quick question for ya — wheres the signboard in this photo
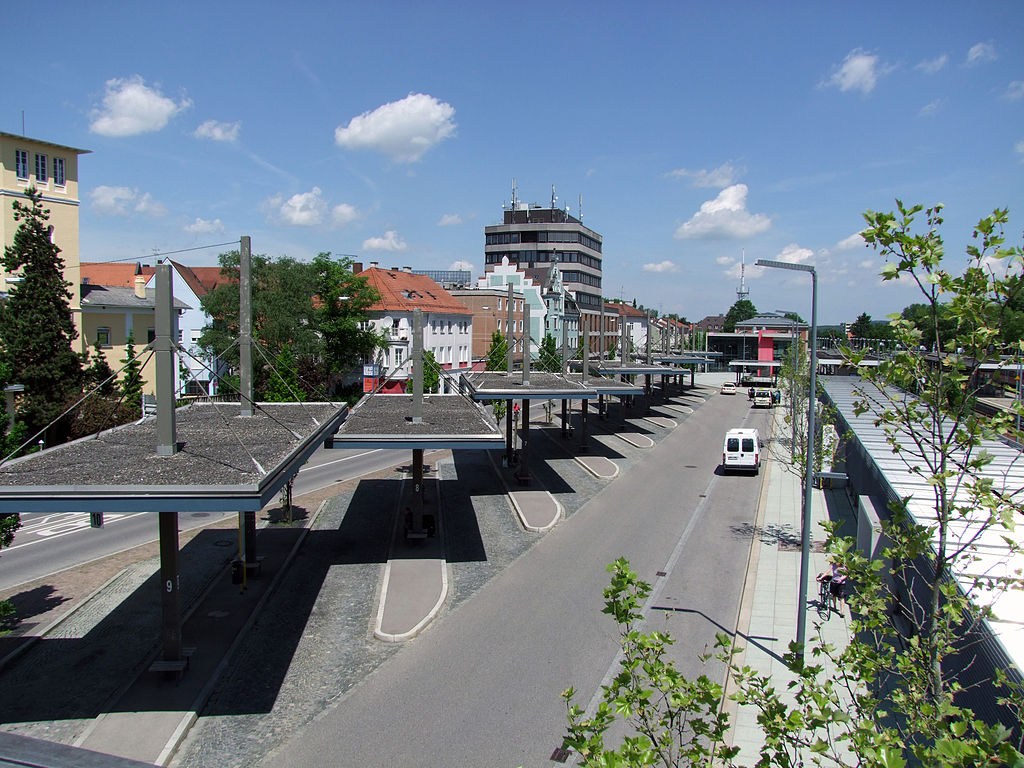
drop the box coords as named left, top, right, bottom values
left=363, top=364, right=380, bottom=377
left=363, top=377, right=377, bottom=393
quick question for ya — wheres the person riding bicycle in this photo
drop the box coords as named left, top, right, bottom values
left=816, top=561, right=847, bottom=611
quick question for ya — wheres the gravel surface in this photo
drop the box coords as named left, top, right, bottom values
left=0, top=403, right=341, bottom=487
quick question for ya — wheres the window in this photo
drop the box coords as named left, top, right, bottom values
left=146, top=328, right=156, bottom=344
left=15, top=150, right=28, bottom=180
left=34, top=153, right=47, bottom=183
left=53, top=157, right=65, bottom=187
left=395, top=348, right=404, bottom=365
left=97, top=327, right=111, bottom=347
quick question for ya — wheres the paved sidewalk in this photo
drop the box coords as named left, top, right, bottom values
left=726, top=405, right=856, bottom=761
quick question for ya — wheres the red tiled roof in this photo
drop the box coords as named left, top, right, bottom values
left=361, top=268, right=471, bottom=315
left=606, top=302, right=647, bottom=318
left=169, top=261, right=234, bottom=296
left=80, top=262, right=155, bottom=288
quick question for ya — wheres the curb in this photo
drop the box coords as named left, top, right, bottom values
left=153, top=497, right=332, bottom=766
left=573, top=455, right=619, bottom=480
left=719, top=406, right=779, bottom=750
left=372, top=473, right=449, bottom=643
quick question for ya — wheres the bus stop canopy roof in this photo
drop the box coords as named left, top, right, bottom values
left=0, top=402, right=346, bottom=514
left=461, top=371, right=598, bottom=401
left=326, top=393, right=504, bottom=450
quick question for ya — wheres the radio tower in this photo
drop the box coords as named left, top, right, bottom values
left=736, top=249, right=750, bottom=302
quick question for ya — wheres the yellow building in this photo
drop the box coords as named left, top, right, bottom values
left=0, top=131, right=90, bottom=342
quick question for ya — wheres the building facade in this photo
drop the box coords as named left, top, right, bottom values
left=484, top=203, right=603, bottom=327
left=449, top=287, right=527, bottom=364
left=0, top=132, right=90, bottom=339
left=357, top=266, right=473, bottom=393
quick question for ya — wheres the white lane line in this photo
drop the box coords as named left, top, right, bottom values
left=3, top=512, right=147, bottom=552
left=298, top=449, right=383, bottom=471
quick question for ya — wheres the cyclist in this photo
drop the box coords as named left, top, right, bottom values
left=816, top=561, right=847, bottom=613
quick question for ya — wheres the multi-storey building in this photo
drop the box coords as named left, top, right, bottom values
left=484, top=200, right=603, bottom=328
left=357, top=265, right=473, bottom=393
left=0, top=132, right=90, bottom=339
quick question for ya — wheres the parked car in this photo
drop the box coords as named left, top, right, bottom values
left=720, top=381, right=737, bottom=395
left=722, top=428, right=760, bottom=474
left=752, top=388, right=773, bottom=408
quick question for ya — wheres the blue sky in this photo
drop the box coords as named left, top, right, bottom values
left=6, top=1, right=1023, bottom=324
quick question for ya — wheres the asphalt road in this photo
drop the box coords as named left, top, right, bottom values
left=0, top=445, right=442, bottom=593
left=255, top=393, right=772, bottom=767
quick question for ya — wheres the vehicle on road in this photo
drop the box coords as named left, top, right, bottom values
left=752, top=388, right=773, bottom=408
left=722, top=428, right=760, bottom=474
left=720, top=381, right=737, bottom=395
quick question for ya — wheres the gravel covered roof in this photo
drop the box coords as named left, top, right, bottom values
left=336, top=394, right=501, bottom=438
left=461, top=371, right=598, bottom=400
left=0, top=403, right=343, bottom=489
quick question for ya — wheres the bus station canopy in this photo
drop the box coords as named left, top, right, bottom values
left=326, top=393, right=504, bottom=450
left=461, top=371, right=598, bottom=401
left=0, top=403, right=347, bottom=514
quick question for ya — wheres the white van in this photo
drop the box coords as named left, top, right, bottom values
left=722, top=428, right=760, bottom=474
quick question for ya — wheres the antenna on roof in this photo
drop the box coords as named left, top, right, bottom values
left=737, top=249, right=750, bottom=302
left=551, top=184, right=557, bottom=209
left=579, top=194, right=583, bottom=223
left=511, top=177, right=518, bottom=211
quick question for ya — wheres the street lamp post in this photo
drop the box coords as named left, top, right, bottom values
left=757, top=259, right=818, bottom=662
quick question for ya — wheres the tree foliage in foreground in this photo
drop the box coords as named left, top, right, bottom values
left=563, top=203, right=1024, bottom=767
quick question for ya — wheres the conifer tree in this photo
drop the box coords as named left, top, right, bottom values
left=119, top=332, right=144, bottom=415
left=0, top=188, right=83, bottom=445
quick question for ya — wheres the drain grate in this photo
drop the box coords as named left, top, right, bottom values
left=656, top=571, right=667, bottom=577
left=550, top=747, right=571, bottom=763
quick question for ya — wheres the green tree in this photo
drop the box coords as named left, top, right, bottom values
left=0, top=188, right=84, bottom=445
left=199, top=251, right=378, bottom=400
left=849, top=311, right=874, bottom=339
left=84, top=340, right=116, bottom=396
left=263, top=343, right=305, bottom=402
left=310, top=253, right=381, bottom=388
left=485, top=331, right=507, bottom=372
left=119, top=332, right=144, bottom=416
left=419, top=349, right=440, bottom=394
left=563, top=203, right=1024, bottom=768
left=723, top=298, right=757, bottom=332
left=538, top=334, right=561, bottom=372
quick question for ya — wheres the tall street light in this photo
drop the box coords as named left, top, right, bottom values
left=756, top=259, right=818, bottom=662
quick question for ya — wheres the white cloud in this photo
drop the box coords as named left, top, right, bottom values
left=666, top=162, right=741, bottom=188
left=437, top=213, right=463, bottom=226
left=918, top=99, right=943, bottom=117
left=264, top=187, right=327, bottom=227
left=966, top=42, right=997, bottom=66
left=716, top=255, right=735, bottom=265
left=184, top=217, right=224, bottom=234
left=450, top=260, right=474, bottom=271
left=674, top=184, right=771, bottom=240
left=642, top=260, right=680, bottom=274
left=89, top=75, right=191, bottom=137
left=363, top=230, right=407, bottom=252
left=90, top=185, right=167, bottom=217
left=331, top=203, right=360, bottom=227
left=1016, top=140, right=1024, bottom=162
left=776, top=243, right=814, bottom=265
left=836, top=232, right=866, bottom=251
left=859, top=259, right=877, bottom=269
left=1003, top=81, right=1024, bottom=101
left=915, top=54, right=948, bottom=74
left=821, top=48, right=891, bottom=94
left=194, top=119, right=241, bottom=142
left=335, top=93, right=456, bottom=163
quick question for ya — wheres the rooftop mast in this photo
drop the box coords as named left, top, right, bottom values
left=736, top=249, right=750, bottom=302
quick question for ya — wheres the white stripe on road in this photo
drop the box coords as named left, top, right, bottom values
left=297, top=449, right=383, bottom=471
left=4, top=512, right=146, bottom=552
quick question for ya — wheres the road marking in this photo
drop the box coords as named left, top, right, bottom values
left=298, top=449, right=383, bottom=471
left=4, top=512, right=146, bottom=552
